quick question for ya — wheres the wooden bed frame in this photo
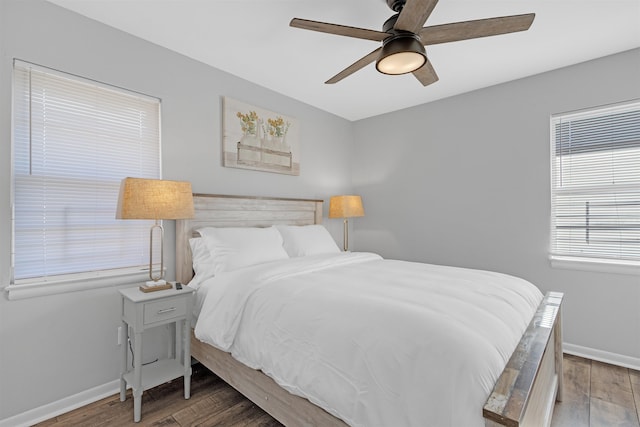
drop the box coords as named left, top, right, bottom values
left=176, top=193, right=564, bottom=427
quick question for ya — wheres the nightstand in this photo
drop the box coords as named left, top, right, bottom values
left=119, top=284, right=195, bottom=422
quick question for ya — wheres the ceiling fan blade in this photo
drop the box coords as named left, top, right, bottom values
left=290, top=18, right=388, bottom=42
left=325, top=48, right=382, bottom=84
left=419, top=13, right=535, bottom=45
left=394, top=0, right=439, bottom=33
left=413, top=61, right=439, bottom=86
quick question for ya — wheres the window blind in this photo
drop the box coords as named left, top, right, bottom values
left=12, top=60, right=161, bottom=283
left=550, top=100, right=640, bottom=264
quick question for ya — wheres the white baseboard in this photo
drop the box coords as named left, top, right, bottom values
left=564, top=342, right=640, bottom=371
left=0, top=380, right=120, bottom=427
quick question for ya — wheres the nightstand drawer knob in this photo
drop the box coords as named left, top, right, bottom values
left=143, top=298, right=187, bottom=325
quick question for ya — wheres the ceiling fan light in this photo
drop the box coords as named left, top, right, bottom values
left=376, top=36, right=427, bottom=75
left=378, top=51, right=426, bottom=75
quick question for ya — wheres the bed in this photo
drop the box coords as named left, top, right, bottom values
left=176, top=193, right=564, bottom=427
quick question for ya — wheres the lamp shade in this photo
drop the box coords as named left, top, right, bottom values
left=329, top=195, right=365, bottom=218
left=116, top=177, right=194, bottom=220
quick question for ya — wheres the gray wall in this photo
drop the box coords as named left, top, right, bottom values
left=352, top=48, right=640, bottom=363
left=1, top=0, right=639, bottom=422
left=0, top=0, right=354, bottom=420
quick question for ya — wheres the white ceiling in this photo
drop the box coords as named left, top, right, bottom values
left=47, top=0, right=640, bottom=121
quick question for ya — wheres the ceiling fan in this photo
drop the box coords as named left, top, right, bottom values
left=290, top=0, right=535, bottom=86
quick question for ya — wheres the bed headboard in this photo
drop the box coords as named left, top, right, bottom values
left=176, top=194, right=324, bottom=284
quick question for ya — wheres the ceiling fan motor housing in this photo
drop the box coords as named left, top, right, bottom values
left=382, top=14, right=401, bottom=33
left=378, top=12, right=427, bottom=75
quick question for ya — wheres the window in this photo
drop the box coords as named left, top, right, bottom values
left=11, top=60, right=161, bottom=292
left=550, top=100, right=640, bottom=271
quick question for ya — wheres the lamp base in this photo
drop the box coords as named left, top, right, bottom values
left=139, top=281, right=172, bottom=293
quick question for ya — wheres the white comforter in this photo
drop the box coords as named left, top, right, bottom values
left=194, top=252, right=543, bottom=427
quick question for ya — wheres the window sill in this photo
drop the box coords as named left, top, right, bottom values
left=4, top=267, right=158, bottom=300
left=550, top=256, right=640, bottom=276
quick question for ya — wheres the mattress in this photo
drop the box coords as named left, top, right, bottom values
left=193, top=252, right=543, bottom=427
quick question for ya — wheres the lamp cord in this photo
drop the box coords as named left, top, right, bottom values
left=127, top=336, right=158, bottom=369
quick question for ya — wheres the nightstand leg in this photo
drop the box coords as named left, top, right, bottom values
left=133, top=331, right=143, bottom=422
left=183, top=319, right=191, bottom=399
left=120, top=321, right=128, bottom=401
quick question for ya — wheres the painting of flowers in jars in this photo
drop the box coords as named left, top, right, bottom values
left=222, top=97, right=300, bottom=175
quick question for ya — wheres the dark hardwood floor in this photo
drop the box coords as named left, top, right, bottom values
left=37, top=354, right=640, bottom=427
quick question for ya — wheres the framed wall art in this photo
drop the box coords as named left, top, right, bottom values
left=222, top=97, right=300, bottom=175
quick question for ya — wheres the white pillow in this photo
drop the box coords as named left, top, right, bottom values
left=197, top=226, right=289, bottom=274
left=275, top=224, right=341, bottom=257
left=187, top=237, right=217, bottom=289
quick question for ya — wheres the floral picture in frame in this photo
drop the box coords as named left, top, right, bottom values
left=222, top=97, right=300, bottom=175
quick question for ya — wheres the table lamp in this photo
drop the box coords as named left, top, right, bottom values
left=116, top=177, right=194, bottom=288
left=329, top=195, right=364, bottom=251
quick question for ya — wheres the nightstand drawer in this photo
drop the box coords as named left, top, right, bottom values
left=143, top=298, right=187, bottom=325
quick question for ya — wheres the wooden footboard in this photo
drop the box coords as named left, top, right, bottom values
left=484, top=291, right=564, bottom=427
